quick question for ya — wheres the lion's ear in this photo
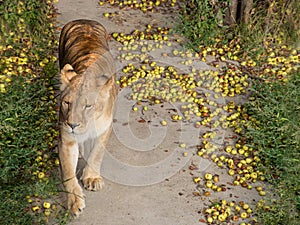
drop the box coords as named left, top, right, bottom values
left=60, top=64, right=77, bottom=90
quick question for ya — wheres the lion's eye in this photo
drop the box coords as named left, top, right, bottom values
left=85, top=104, right=93, bottom=109
left=63, top=100, right=70, bottom=106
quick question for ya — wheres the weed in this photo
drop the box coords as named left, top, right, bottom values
left=179, top=0, right=230, bottom=48
left=179, top=0, right=300, bottom=51
left=245, top=73, right=300, bottom=224
left=0, top=0, right=67, bottom=224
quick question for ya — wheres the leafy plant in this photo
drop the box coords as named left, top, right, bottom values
left=179, top=0, right=300, bottom=50
left=245, top=73, right=300, bottom=224
left=0, top=0, right=67, bottom=224
left=179, top=0, right=230, bottom=48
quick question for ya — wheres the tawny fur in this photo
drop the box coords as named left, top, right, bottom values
left=58, top=19, right=117, bottom=216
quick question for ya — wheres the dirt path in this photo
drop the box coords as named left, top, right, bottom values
left=55, top=1, right=261, bottom=224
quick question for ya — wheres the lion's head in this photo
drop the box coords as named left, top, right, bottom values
left=59, top=64, right=114, bottom=136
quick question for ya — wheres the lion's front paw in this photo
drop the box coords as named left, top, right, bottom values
left=82, top=176, right=104, bottom=191
left=67, top=184, right=85, bottom=217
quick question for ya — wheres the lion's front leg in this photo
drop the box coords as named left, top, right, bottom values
left=81, top=125, right=112, bottom=191
left=59, top=139, right=85, bottom=216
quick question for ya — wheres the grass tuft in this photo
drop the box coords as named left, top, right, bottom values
left=245, top=74, right=300, bottom=224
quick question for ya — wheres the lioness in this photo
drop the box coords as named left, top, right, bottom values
left=58, top=19, right=117, bottom=216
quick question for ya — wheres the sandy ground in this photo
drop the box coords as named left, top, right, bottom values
left=55, top=1, right=261, bottom=224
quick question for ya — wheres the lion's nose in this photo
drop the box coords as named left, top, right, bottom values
left=67, top=122, right=80, bottom=130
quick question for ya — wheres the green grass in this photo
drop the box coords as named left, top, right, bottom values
left=178, top=0, right=229, bottom=48
left=178, top=0, right=300, bottom=51
left=1, top=77, right=52, bottom=183
left=0, top=0, right=68, bottom=224
left=245, top=74, right=300, bottom=224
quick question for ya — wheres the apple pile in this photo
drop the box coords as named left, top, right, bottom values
left=99, top=0, right=177, bottom=12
